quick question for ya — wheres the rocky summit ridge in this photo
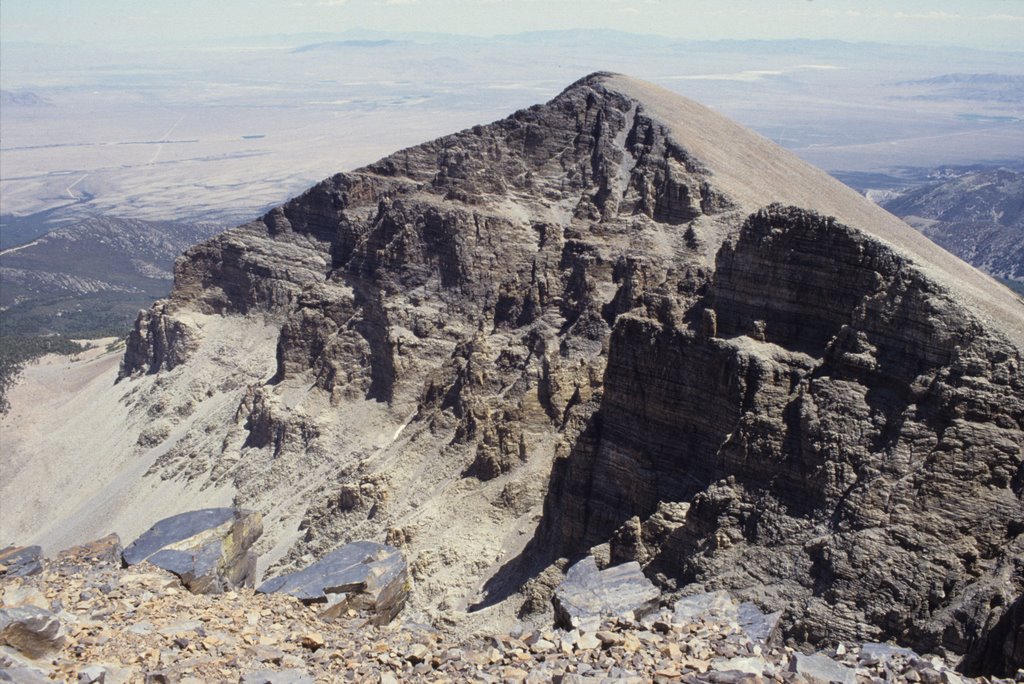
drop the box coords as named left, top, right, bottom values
left=2, top=73, right=1021, bottom=676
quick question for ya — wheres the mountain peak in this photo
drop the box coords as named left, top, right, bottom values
left=4, top=75, right=1021, bottom=675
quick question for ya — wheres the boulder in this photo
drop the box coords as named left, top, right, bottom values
left=240, top=670, right=314, bottom=684
left=0, top=666, right=51, bottom=683
left=857, top=641, right=917, bottom=665
left=552, top=556, right=660, bottom=632
left=0, top=546, right=42, bottom=578
left=673, top=591, right=738, bottom=624
left=0, top=606, right=65, bottom=659
left=737, top=601, right=783, bottom=648
left=122, top=508, right=262, bottom=594
left=789, top=653, right=857, bottom=684
left=257, top=541, right=407, bottom=625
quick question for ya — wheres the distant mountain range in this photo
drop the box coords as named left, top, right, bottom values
left=0, top=90, right=52, bottom=107
left=876, top=168, right=1023, bottom=289
left=0, top=216, right=222, bottom=336
left=895, top=73, right=1024, bottom=104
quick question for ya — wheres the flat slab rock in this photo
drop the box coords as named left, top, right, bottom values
left=0, top=545, right=42, bottom=578
left=122, top=508, right=262, bottom=594
left=790, top=653, right=857, bottom=684
left=673, top=590, right=783, bottom=648
left=553, top=556, right=660, bottom=632
left=257, top=541, right=407, bottom=625
left=240, top=669, right=314, bottom=684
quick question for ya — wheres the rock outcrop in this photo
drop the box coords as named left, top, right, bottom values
left=122, top=509, right=262, bottom=594
left=60, top=72, right=1024, bottom=675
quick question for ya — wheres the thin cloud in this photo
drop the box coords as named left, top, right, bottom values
left=892, top=11, right=961, bottom=20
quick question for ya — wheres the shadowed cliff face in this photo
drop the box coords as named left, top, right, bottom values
left=114, top=74, right=1023, bottom=674
left=544, top=205, right=1023, bottom=670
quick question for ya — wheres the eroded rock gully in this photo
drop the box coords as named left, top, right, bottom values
left=105, top=73, right=1024, bottom=675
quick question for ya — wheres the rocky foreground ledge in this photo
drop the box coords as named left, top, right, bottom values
left=3, top=538, right=1020, bottom=683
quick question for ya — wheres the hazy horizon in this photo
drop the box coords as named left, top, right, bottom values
left=3, top=0, right=1024, bottom=52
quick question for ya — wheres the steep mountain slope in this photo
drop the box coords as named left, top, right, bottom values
left=879, top=168, right=1024, bottom=284
left=3, top=73, right=1021, bottom=673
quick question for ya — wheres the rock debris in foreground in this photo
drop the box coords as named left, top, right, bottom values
left=2, top=544, right=1017, bottom=683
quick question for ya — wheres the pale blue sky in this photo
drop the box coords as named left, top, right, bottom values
left=2, top=0, right=1022, bottom=50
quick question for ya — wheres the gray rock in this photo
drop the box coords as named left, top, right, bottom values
left=789, top=653, right=857, bottom=684
left=122, top=508, right=262, bottom=594
left=0, top=546, right=42, bottom=578
left=959, top=593, right=1024, bottom=678
left=705, top=671, right=763, bottom=684
left=0, top=606, right=65, bottom=659
left=552, top=556, right=660, bottom=632
left=0, top=666, right=52, bottom=683
left=858, top=641, right=917, bottom=664
left=738, top=602, right=783, bottom=648
left=239, top=669, right=314, bottom=684
left=714, top=656, right=771, bottom=675
left=549, top=192, right=1024, bottom=675
left=78, top=664, right=108, bottom=683
left=257, top=541, right=407, bottom=625
left=673, top=591, right=739, bottom=625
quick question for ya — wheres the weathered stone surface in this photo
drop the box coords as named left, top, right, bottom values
left=738, top=602, right=783, bottom=648
left=0, top=606, right=65, bottom=658
left=552, top=556, right=659, bottom=631
left=0, top=546, right=42, bottom=579
left=59, top=534, right=123, bottom=566
left=0, top=665, right=51, bottom=683
left=0, top=502, right=998, bottom=684
left=673, top=591, right=739, bottom=625
left=119, top=301, right=201, bottom=378
left=714, top=656, right=770, bottom=675
left=122, top=508, right=262, bottom=594
left=959, top=593, right=1024, bottom=678
left=789, top=653, right=857, bottom=684
left=858, top=642, right=917, bottom=663
left=257, top=541, right=407, bottom=625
